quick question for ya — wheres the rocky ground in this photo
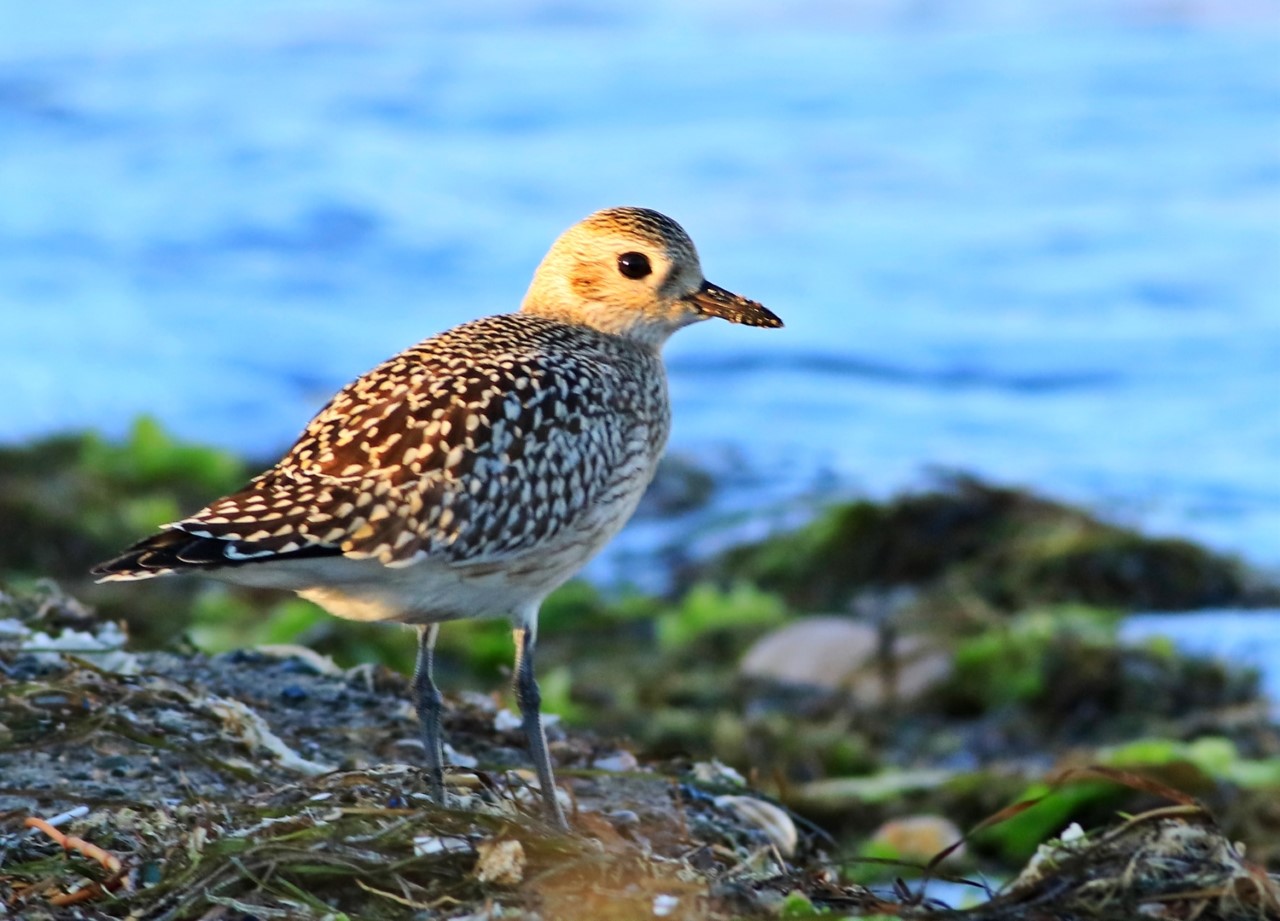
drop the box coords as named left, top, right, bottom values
left=1, top=585, right=1276, bottom=921
left=1, top=425, right=1279, bottom=919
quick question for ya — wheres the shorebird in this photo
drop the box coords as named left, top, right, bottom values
left=94, top=206, right=782, bottom=829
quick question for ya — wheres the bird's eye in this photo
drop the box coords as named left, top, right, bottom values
left=617, top=252, right=652, bottom=280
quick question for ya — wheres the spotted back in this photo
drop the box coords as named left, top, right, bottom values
left=170, top=314, right=671, bottom=568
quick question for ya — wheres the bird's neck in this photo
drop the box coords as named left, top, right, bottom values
left=520, top=297, right=684, bottom=350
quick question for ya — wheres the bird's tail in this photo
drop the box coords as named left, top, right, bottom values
left=91, top=529, right=203, bottom=581
left=93, top=524, right=342, bottom=582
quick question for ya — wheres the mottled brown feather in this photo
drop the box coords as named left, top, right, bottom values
left=165, top=314, right=668, bottom=567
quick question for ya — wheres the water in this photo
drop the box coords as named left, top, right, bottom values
left=2, top=2, right=1278, bottom=567
left=1122, top=609, right=1280, bottom=715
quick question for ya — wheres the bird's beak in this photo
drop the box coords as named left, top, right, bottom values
left=686, top=280, right=783, bottom=328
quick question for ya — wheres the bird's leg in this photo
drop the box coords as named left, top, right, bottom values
left=512, top=625, right=568, bottom=830
left=412, top=623, right=447, bottom=806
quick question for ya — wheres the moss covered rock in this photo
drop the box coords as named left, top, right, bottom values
left=692, top=477, right=1269, bottom=614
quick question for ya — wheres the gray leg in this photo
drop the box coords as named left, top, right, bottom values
left=412, top=623, right=446, bottom=806
left=512, top=625, right=568, bottom=829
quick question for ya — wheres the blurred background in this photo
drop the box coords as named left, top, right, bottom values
left=2, top=0, right=1280, bottom=889
left=2, top=0, right=1277, bottom=570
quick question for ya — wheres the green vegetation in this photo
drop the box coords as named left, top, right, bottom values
left=1103, top=736, right=1280, bottom=789
left=778, top=892, right=833, bottom=917
left=949, top=606, right=1119, bottom=708
left=0, top=418, right=253, bottom=646
left=971, top=779, right=1123, bottom=864
left=656, top=582, right=787, bottom=652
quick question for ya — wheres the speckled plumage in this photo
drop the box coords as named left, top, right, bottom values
left=162, top=315, right=666, bottom=570
left=94, top=206, right=781, bottom=827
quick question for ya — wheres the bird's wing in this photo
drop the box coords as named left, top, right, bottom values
left=95, top=320, right=661, bottom=579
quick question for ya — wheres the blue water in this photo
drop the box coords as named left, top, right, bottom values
left=2, top=2, right=1278, bottom=568
left=1123, top=609, right=1280, bottom=714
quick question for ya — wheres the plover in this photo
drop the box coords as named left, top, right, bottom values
left=94, top=206, right=782, bottom=829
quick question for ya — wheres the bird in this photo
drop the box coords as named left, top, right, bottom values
left=93, top=206, right=783, bottom=829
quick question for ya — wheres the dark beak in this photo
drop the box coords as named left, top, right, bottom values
left=686, top=280, right=783, bottom=328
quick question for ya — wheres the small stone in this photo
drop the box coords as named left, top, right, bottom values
left=592, top=750, right=639, bottom=772
left=457, top=690, right=498, bottom=713
left=740, top=616, right=950, bottom=707
left=741, top=617, right=876, bottom=691
left=444, top=742, right=478, bottom=769
left=493, top=708, right=522, bottom=733
left=869, top=815, right=965, bottom=863
left=98, top=754, right=131, bottom=773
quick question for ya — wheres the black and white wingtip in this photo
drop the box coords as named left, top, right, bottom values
left=91, top=525, right=339, bottom=582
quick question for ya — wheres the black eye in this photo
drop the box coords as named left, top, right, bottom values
left=617, top=251, right=652, bottom=280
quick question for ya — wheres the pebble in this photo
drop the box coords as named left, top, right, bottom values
left=714, top=795, right=798, bottom=858
left=592, top=750, right=639, bottom=772
left=868, top=815, right=966, bottom=863
left=740, top=616, right=950, bottom=707
left=493, top=708, right=522, bottom=732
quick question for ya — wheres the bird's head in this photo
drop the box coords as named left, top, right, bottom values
left=521, top=206, right=782, bottom=347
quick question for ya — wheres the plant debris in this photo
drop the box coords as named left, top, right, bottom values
left=0, top=583, right=830, bottom=919
left=972, top=806, right=1280, bottom=921
left=2, top=582, right=1276, bottom=920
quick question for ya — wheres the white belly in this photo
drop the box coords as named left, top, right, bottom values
left=212, top=447, right=659, bottom=625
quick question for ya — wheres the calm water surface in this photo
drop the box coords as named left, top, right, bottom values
left=1, top=2, right=1277, bottom=568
